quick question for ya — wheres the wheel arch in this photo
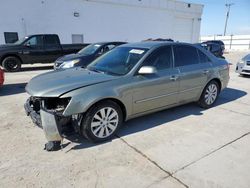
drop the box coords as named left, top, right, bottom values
left=207, top=78, right=222, bottom=92
left=86, top=97, right=127, bottom=122
left=0, top=54, right=23, bottom=66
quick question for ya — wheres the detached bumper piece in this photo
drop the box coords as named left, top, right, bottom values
left=24, top=97, right=73, bottom=151
left=40, top=109, right=62, bottom=151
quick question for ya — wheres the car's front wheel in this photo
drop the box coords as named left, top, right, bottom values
left=81, top=100, right=123, bottom=142
left=198, top=81, right=220, bottom=109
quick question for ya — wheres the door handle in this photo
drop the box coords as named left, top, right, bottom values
left=170, top=75, right=178, bottom=81
left=203, top=70, right=209, bottom=74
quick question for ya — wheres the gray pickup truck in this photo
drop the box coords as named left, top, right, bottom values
left=0, top=34, right=88, bottom=72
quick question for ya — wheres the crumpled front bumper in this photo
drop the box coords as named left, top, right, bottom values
left=24, top=98, right=42, bottom=127
left=24, top=98, right=63, bottom=142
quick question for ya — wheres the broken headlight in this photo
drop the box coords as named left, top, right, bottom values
left=42, top=97, right=71, bottom=116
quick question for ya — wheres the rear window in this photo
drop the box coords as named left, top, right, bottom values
left=174, top=45, right=199, bottom=67
left=44, top=35, right=59, bottom=45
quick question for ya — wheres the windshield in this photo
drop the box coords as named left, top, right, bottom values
left=87, top=47, right=148, bottom=76
left=78, top=44, right=101, bottom=55
left=14, top=37, right=29, bottom=45
left=243, top=54, right=250, bottom=61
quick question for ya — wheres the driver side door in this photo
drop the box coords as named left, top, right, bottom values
left=132, top=46, right=180, bottom=114
left=22, top=36, right=45, bottom=64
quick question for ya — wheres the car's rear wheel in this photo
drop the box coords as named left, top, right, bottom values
left=2, top=56, right=21, bottom=72
left=198, top=80, right=220, bottom=109
left=81, top=100, right=123, bottom=142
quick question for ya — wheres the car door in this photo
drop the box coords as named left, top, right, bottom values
left=43, top=35, right=63, bottom=63
left=132, top=46, right=180, bottom=114
left=21, top=35, right=45, bottom=64
left=173, top=45, right=212, bottom=103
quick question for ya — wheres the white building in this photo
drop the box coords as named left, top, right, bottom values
left=0, top=0, right=203, bottom=44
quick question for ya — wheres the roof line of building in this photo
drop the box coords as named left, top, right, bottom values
left=82, top=0, right=203, bottom=15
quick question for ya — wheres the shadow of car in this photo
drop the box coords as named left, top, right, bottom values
left=0, top=82, right=27, bottom=96
left=64, top=87, right=247, bottom=151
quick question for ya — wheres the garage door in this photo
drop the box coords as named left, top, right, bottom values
left=173, top=17, right=194, bottom=43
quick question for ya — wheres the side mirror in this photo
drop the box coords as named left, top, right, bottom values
left=138, top=66, right=157, bottom=75
left=24, top=43, right=31, bottom=47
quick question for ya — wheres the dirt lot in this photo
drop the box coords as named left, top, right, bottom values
left=0, top=51, right=250, bottom=188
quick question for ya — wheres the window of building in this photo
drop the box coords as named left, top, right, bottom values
left=174, top=45, right=199, bottom=67
left=72, top=34, right=84, bottom=44
left=4, top=32, right=19, bottom=44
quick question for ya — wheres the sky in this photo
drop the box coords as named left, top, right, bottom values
left=186, top=0, right=250, bottom=36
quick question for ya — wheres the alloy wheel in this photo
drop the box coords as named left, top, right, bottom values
left=90, top=107, right=119, bottom=138
left=204, top=84, right=218, bottom=105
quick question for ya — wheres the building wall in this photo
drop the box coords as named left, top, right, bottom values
left=201, top=35, right=250, bottom=51
left=0, top=0, right=203, bottom=44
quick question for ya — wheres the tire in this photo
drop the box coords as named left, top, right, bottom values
left=198, top=80, right=220, bottom=109
left=2, top=56, right=22, bottom=72
left=81, top=100, right=123, bottom=143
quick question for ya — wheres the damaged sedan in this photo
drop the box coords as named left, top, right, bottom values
left=25, top=42, right=230, bottom=151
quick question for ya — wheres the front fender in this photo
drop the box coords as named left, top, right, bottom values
left=61, top=81, right=133, bottom=119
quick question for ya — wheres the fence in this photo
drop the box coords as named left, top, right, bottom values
left=200, top=35, right=250, bottom=51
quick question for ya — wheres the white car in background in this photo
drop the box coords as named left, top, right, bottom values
left=236, top=54, right=250, bottom=75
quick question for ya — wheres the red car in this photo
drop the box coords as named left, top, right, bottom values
left=0, top=67, right=4, bottom=86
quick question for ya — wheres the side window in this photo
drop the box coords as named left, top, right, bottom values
left=174, top=45, right=199, bottom=67
left=143, top=46, right=173, bottom=71
left=198, top=49, right=210, bottom=63
left=44, top=35, right=59, bottom=46
left=212, top=44, right=220, bottom=51
left=99, top=44, right=116, bottom=55
left=107, top=44, right=116, bottom=50
left=25, top=36, right=43, bottom=46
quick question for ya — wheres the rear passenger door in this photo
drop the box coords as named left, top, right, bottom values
left=173, top=45, right=212, bottom=103
left=43, top=35, right=62, bottom=63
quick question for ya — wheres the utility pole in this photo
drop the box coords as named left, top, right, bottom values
left=224, top=3, right=234, bottom=36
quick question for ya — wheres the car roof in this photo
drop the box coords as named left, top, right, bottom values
left=120, top=41, right=194, bottom=49
left=94, top=42, right=127, bottom=46
left=27, top=34, right=57, bottom=37
left=206, top=40, right=224, bottom=44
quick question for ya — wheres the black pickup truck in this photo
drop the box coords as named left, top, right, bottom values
left=0, top=34, right=87, bottom=72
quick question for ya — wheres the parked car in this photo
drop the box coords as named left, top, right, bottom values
left=203, top=40, right=225, bottom=51
left=199, top=42, right=225, bottom=58
left=54, top=42, right=126, bottom=70
left=144, top=38, right=174, bottom=42
left=24, top=42, right=230, bottom=147
left=0, top=34, right=87, bottom=72
left=236, top=54, right=250, bottom=75
left=0, top=67, right=4, bottom=86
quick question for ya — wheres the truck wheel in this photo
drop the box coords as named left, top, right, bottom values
left=2, top=56, right=22, bottom=72
left=198, top=80, right=220, bottom=109
left=81, top=100, right=123, bottom=143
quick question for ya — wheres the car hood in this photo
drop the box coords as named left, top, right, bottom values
left=57, top=53, right=92, bottom=62
left=26, top=68, right=118, bottom=97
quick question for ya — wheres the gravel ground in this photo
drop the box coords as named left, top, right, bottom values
left=0, top=51, right=250, bottom=188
